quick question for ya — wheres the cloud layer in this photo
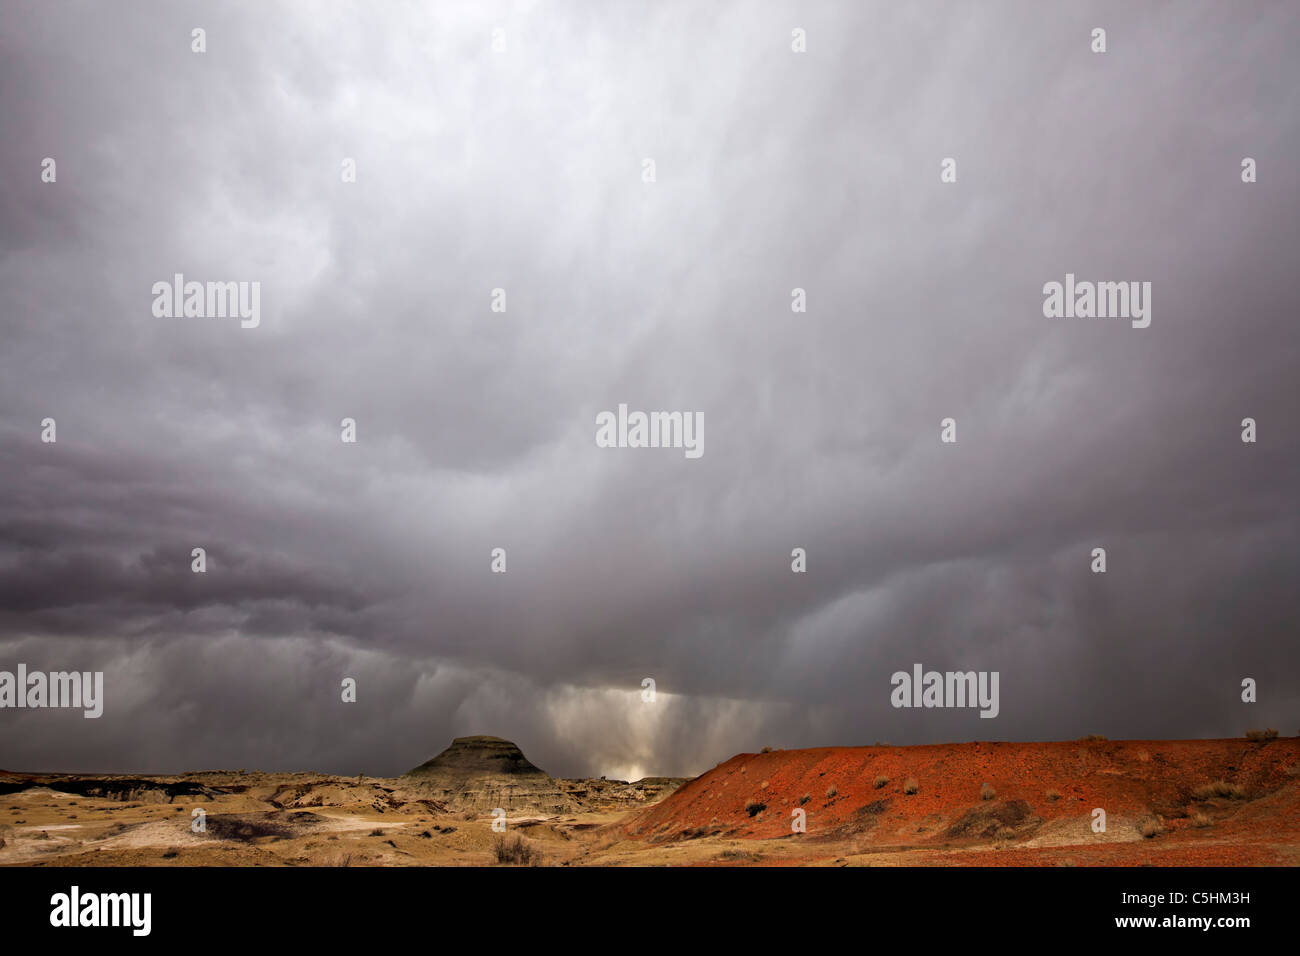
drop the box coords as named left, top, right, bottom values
left=1, top=1, right=1296, bottom=777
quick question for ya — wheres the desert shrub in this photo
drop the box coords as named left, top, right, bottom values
left=744, top=800, right=767, bottom=817
left=1079, top=734, right=1107, bottom=742
left=368, top=828, right=384, bottom=836
left=760, top=746, right=773, bottom=753
left=874, top=775, right=889, bottom=789
left=1192, top=780, right=1246, bottom=801
left=799, top=793, right=811, bottom=805
left=825, top=786, right=837, bottom=799
left=1245, top=728, right=1278, bottom=741
left=1137, top=816, right=1162, bottom=839
left=903, top=778, right=920, bottom=795
left=493, top=832, right=536, bottom=865
left=1045, top=789, right=1061, bottom=802
left=1191, top=812, right=1213, bottom=829
left=162, top=848, right=179, bottom=859
left=719, top=848, right=759, bottom=862
left=980, top=783, right=996, bottom=801
left=329, top=853, right=353, bottom=867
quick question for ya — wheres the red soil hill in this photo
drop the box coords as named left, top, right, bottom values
left=625, top=738, right=1300, bottom=865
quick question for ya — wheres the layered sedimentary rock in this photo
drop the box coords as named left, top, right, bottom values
left=402, top=736, right=574, bottom=812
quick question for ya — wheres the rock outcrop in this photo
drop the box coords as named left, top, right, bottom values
left=403, top=736, right=574, bottom=812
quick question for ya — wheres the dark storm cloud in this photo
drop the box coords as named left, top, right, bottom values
left=0, top=1, right=1296, bottom=779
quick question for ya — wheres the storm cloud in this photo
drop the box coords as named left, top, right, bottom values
left=1, top=1, right=1296, bottom=779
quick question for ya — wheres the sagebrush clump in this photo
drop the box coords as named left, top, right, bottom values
left=493, top=832, right=538, bottom=865
left=1192, top=780, right=1246, bottom=801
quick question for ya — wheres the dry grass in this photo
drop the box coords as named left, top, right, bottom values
left=1192, top=780, right=1246, bottom=801
left=1079, top=734, right=1108, bottom=742
left=718, top=848, right=760, bottom=862
left=1245, top=728, right=1278, bottom=741
left=825, top=786, right=837, bottom=799
left=799, top=793, right=811, bottom=805
left=1191, top=812, right=1213, bottom=829
left=903, top=777, right=920, bottom=795
left=1045, top=789, right=1061, bottom=802
left=873, top=775, right=889, bottom=789
left=980, top=783, right=996, bottom=801
left=1137, top=815, right=1163, bottom=839
left=493, top=832, right=539, bottom=865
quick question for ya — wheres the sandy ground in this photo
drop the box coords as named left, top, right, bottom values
left=1, top=738, right=1296, bottom=866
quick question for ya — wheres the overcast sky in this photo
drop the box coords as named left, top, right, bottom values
left=1, top=1, right=1296, bottom=780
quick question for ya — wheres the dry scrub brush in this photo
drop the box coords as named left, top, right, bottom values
left=493, top=832, right=540, bottom=865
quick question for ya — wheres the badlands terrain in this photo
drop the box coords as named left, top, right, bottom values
left=0, top=734, right=1296, bottom=867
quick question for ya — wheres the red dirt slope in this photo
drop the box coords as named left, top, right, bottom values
left=625, top=738, right=1300, bottom=865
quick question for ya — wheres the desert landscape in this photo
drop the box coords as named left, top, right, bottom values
left=1, top=734, right=1296, bottom=867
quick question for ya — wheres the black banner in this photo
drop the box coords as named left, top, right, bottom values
left=0, top=865, right=1286, bottom=943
